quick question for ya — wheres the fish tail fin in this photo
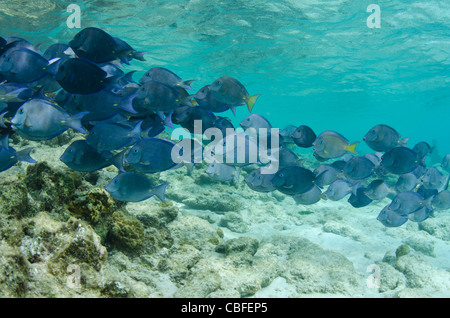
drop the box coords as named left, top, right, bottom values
left=66, top=111, right=89, bottom=133
left=245, top=94, right=261, bottom=112
left=163, top=112, right=174, bottom=129
left=119, top=93, right=138, bottom=114
left=45, top=57, right=61, bottom=76
left=0, top=111, right=8, bottom=128
left=150, top=182, right=169, bottom=203
left=132, top=51, right=146, bottom=61
left=399, top=137, right=409, bottom=147
left=346, top=142, right=359, bottom=154
left=16, top=147, right=37, bottom=164
left=110, top=150, right=126, bottom=172
left=121, top=71, right=136, bottom=84
left=130, top=120, right=143, bottom=140
left=179, top=79, right=196, bottom=91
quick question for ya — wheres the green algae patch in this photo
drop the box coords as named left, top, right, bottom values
left=108, top=211, right=145, bottom=250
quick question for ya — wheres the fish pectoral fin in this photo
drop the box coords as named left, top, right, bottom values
left=284, top=184, right=294, bottom=189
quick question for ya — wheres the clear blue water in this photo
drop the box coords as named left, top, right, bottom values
left=2, top=0, right=448, bottom=157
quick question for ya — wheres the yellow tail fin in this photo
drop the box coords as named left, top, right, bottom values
left=245, top=94, right=261, bottom=112
left=346, top=142, right=359, bottom=154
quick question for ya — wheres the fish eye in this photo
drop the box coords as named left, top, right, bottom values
left=279, top=173, right=284, bottom=178
left=19, top=108, right=24, bottom=114
left=68, top=148, right=72, bottom=152
left=134, top=149, right=138, bottom=153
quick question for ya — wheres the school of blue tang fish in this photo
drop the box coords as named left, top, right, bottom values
left=0, top=27, right=449, bottom=228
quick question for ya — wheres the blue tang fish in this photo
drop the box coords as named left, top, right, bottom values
left=105, top=172, right=168, bottom=203
left=11, top=99, right=88, bottom=141
left=0, top=134, right=36, bottom=172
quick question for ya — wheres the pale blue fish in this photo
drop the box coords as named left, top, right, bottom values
left=364, top=179, right=393, bottom=201
left=313, top=164, right=339, bottom=187
left=388, top=191, right=432, bottom=216
left=0, top=134, right=36, bottom=172
left=441, top=154, right=450, bottom=173
left=292, top=185, right=322, bottom=205
left=244, top=167, right=276, bottom=193
left=377, top=205, right=408, bottom=227
left=322, top=179, right=356, bottom=201
left=364, top=124, right=408, bottom=152
left=394, top=173, right=418, bottom=192
left=11, top=99, right=88, bottom=141
left=205, top=161, right=240, bottom=182
left=408, top=207, right=432, bottom=223
left=105, top=172, right=168, bottom=203
left=432, top=190, right=450, bottom=210
left=421, top=167, right=448, bottom=190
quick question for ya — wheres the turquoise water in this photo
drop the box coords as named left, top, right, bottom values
left=2, top=0, right=448, bottom=154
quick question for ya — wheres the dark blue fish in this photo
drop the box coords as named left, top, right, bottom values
left=139, top=67, right=194, bottom=91
left=377, top=205, right=408, bottom=227
left=60, top=140, right=125, bottom=172
left=125, top=138, right=180, bottom=173
left=343, top=156, right=375, bottom=180
left=213, top=116, right=235, bottom=138
left=292, top=185, right=322, bottom=205
left=0, top=48, right=59, bottom=83
left=86, top=121, right=142, bottom=153
left=105, top=172, right=168, bottom=203
left=64, top=89, right=137, bottom=122
left=291, top=125, right=316, bottom=148
left=244, top=167, right=276, bottom=193
left=0, top=134, right=36, bottom=172
left=55, top=58, right=120, bottom=95
left=271, top=166, right=316, bottom=195
left=194, top=85, right=233, bottom=114
left=11, top=99, right=88, bottom=141
left=69, top=27, right=145, bottom=65
left=348, top=187, right=373, bottom=208
left=178, top=107, right=217, bottom=135
left=381, top=147, right=419, bottom=175
left=416, top=185, right=438, bottom=200
left=136, top=79, right=193, bottom=112
left=43, top=43, right=74, bottom=60
left=364, top=124, right=408, bottom=152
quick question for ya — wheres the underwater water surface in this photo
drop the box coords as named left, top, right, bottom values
left=0, top=0, right=449, bottom=298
